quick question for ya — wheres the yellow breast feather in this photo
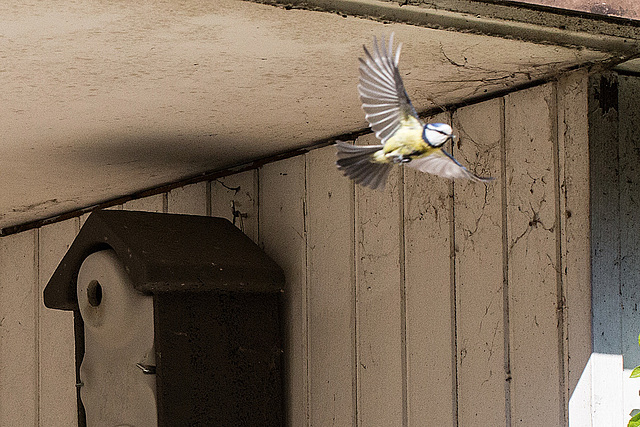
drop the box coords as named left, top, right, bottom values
left=335, top=34, right=495, bottom=189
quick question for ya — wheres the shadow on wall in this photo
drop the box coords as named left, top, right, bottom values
left=580, top=72, right=640, bottom=425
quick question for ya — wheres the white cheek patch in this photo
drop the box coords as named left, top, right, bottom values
left=423, top=129, right=449, bottom=147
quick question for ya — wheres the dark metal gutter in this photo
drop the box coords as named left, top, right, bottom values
left=249, top=0, right=640, bottom=55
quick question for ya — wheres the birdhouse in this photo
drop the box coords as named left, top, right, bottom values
left=43, top=210, right=285, bottom=426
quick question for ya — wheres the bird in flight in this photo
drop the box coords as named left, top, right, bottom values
left=336, top=33, right=494, bottom=190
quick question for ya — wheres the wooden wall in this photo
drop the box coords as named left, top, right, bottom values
left=589, top=72, right=640, bottom=425
left=0, top=71, right=591, bottom=426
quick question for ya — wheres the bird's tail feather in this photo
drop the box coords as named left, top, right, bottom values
left=335, top=141, right=392, bottom=190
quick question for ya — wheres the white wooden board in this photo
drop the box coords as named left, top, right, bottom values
left=0, top=231, right=38, bottom=426
left=557, top=70, right=593, bottom=425
left=403, top=114, right=456, bottom=426
left=588, top=72, right=624, bottom=426
left=259, top=156, right=308, bottom=426
left=306, top=146, right=356, bottom=426
left=505, top=83, right=563, bottom=426
left=452, top=98, right=507, bottom=425
left=618, top=75, right=640, bottom=422
left=211, top=171, right=259, bottom=243
left=355, top=133, right=404, bottom=426
left=38, top=220, right=79, bottom=426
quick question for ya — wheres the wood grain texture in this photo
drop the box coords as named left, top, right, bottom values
left=452, top=99, right=506, bottom=426
left=354, top=133, right=404, bottom=426
left=211, top=171, right=259, bottom=243
left=38, top=220, right=79, bottom=427
left=259, top=157, right=308, bottom=427
left=0, top=231, right=38, bottom=426
left=403, top=115, right=456, bottom=427
left=305, top=146, right=356, bottom=426
left=167, top=182, right=208, bottom=215
left=505, top=83, right=563, bottom=426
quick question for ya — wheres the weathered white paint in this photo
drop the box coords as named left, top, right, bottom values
left=259, top=157, right=308, bottom=426
left=452, top=99, right=506, bottom=425
left=0, top=231, right=38, bottom=426
left=557, top=70, right=593, bottom=426
left=211, top=171, right=259, bottom=242
left=37, top=221, right=79, bottom=426
left=305, top=146, right=356, bottom=426
left=1, top=0, right=631, bottom=231
left=618, top=75, right=640, bottom=422
left=167, top=182, right=208, bottom=216
left=355, top=133, right=404, bottom=426
left=403, top=113, right=456, bottom=426
left=577, top=71, right=640, bottom=426
left=505, top=83, right=564, bottom=426
left=0, top=72, right=597, bottom=426
left=557, top=70, right=592, bottom=394
left=588, top=72, right=625, bottom=426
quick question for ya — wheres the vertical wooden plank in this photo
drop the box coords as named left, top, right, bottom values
left=259, top=156, right=307, bottom=426
left=167, top=182, right=208, bottom=215
left=618, top=75, right=640, bottom=419
left=452, top=98, right=506, bottom=426
left=505, top=83, right=563, bottom=426
left=403, top=116, right=455, bottom=426
left=38, top=220, right=79, bottom=427
left=123, top=193, right=165, bottom=213
left=0, top=231, right=38, bottom=426
left=355, top=133, right=403, bottom=426
left=306, top=145, right=356, bottom=426
left=557, top=70, right=593, bottom=424
left=588, top=72, right=624, bottom=426
left=212, top=171, right=259, bottom=243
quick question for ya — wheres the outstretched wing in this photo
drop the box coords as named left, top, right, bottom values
left=358, top=33, right=420, bottom=144
left=335, top=141, right=393, bottom=190
left=407, top=150, right=494, bottom=182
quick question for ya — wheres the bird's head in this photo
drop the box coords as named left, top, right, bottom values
left=423, top=123, right=454, bottom=148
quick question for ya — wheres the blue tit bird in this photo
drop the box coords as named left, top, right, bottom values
left=336, top=33, right=494, bottom=190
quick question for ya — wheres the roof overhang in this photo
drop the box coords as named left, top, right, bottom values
left=2, top=0, right=640, bottom=232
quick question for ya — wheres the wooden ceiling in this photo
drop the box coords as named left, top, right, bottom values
left=2, top=0, right=640, bottom=231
